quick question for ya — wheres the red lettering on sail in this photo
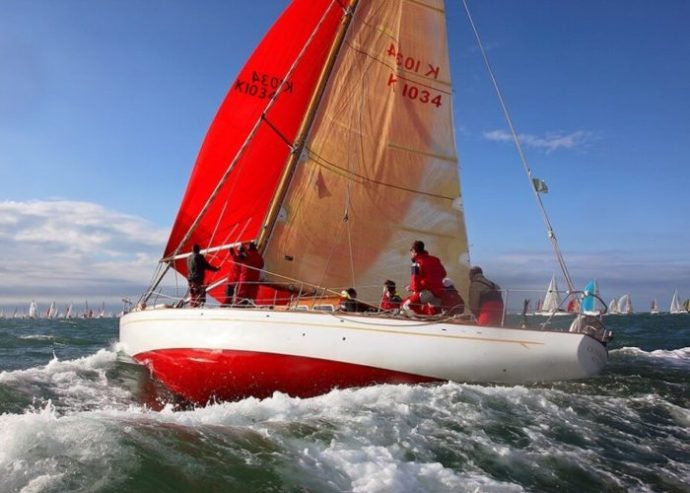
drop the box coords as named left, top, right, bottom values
left=425, top=64, right=440, bottom=79
left=234, top=71, right=294, bottom=100
left=386, top=43, right=441, bottom=80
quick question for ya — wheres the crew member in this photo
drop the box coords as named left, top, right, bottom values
left=379, top=280, right=402, bottom=311
left=224, top=244, right=246, bottom=305
left=236, top=242, right=264, bottom=305
left=403, top=240, right=446, bottom=316
left=187, top=244, right=220, bottom=307
left=441, top=277, right=465, bottom=316
left=468, top=266, right=504, bottom=326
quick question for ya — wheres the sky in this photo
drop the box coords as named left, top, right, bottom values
left=1, top=0, right=688, bottom=313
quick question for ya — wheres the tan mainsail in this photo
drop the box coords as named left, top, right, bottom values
left=264, top=0, right=470, bottom=304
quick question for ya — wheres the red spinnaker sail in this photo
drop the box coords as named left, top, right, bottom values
left=164, top=0, right=345, bottom=294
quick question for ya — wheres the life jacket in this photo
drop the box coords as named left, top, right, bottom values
left=379, top=292, right=402, bottom=311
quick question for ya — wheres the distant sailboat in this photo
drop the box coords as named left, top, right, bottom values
left=581, top=280, right=602, bottom=315
left=650, top=299, right=659, bottom=315
left=47, top=301, right=59, bottom=319
left=607, top=298, right=619, bottom=315
left=535, top=274, right=570, bottom=316
left=65, top=303, right=74, bottom=319
left=28, top=301, right=38, bottom=319
left=670, top=290, right=685, bottom=314
left=618, top=294, right=633, bottom=315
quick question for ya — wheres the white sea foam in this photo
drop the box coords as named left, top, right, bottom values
left=17, top=334, right=54, bottom=341
left=1, top=366, right=689, bottom=492
left=0, top=402, right=136, bottom=493
left=0, top=347, right=132, bottom=411
left=612, top=346, right=690, bottom=367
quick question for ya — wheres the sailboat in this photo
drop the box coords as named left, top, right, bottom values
left=649, top=299, right=659, bottom=315
left=46, top=301, right=59, bottom=319
left=670, top=290, right=685, bottom=314
left=119, top=0, right=611, bottom=404
left=534, top=274, right=571, bottom=316
left=580, top=280, right=603, bottom=316
left=28, top=301, right=38, bottom=319
left=618, top=294, right=633, bottom=315
left=607, top=298, right=619, bottom=315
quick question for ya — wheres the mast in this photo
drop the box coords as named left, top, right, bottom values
left=258, top=0, right=360, bottom=252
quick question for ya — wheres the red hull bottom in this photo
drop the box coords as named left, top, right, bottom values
left=135, top=349, right=440, bottom=404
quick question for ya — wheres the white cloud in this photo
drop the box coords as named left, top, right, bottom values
left=0, top=200, right=168, bottom=306
left=483, top=129, right=594, bottom=153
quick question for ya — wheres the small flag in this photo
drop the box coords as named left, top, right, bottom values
left=532, top=178, right=549, bottom=193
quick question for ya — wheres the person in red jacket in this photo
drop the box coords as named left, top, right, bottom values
left=224, top=244, right=246, bottom=305
left=379, top=280, right=402, bottom=311
left=236, top=242, right=264, bottom=305
left=403, top=240, right=447, bottom=315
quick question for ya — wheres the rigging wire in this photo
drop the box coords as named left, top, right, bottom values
left=460, top=0, right=575, bottom=292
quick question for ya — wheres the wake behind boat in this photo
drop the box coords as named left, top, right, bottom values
left=119, top=0, right=612, bottom=405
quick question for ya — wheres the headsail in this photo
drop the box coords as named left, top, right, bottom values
left=263, top=0, right=470, bottom=303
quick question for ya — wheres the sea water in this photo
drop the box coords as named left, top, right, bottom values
left=0, top=315, right=688, bottom=493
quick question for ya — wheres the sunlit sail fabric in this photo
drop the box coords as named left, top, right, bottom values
left=163, top=0, right=346, bottom=289
left=538, top=274, right=561, bottom=313
left=264, top=0, right=470, bottom=303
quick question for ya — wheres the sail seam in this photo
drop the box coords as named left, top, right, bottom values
left=387, top=142, right=458, bottom=163
left=308, top=148, right=457, bottom=201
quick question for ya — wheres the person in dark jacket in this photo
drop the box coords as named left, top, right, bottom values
left=379, top=280, right=402, bottom=311
left=468, top=266, right=504, bottom=325
left=187, top=244, right=219, bottom=307
left=339, top=288, right=359, bottom=312
left=403, top=240, right=446, bottom=315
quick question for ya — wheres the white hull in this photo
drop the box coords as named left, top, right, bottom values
left=120, top=307, right=608, bottom=402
